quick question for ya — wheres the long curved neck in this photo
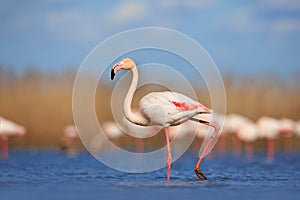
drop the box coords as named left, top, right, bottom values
left=124, top=66, right=149, bottom=126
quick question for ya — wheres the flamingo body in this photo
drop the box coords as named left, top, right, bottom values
left=139, top=91, right=210, bottom=127
left=236, top=122, right=259, bottom=143
left=257, top=117, right=280, bottom=140
left=225, top=114, right=250, bottom=134
left=59, top=125, right=80, bottom=156
left=0, top=117, right=26, bottom=137
left=102, top=121, right=123, bottom=139
left=279, top=118, right=295, bottom=136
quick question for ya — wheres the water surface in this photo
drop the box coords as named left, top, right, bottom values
left=1, top=150, right=299, bottom=200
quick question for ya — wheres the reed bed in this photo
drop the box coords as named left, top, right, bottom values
left=0, top=67, right=299, bottom=149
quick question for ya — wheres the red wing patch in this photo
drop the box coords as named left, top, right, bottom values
left=172, top=101, right=199, bottom=111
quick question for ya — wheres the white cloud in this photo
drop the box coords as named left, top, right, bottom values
left=264, top=0, right=300, bottom=10
left=44, top=8, right=103, bottom=41
left=271, top=18, right=300, bottom=34
left=216, top=4, right=300, bottom=37
left=106, top=1, right=148, bottom=25
left=158, top=0, right=217, bottom=10
left=215, top=7, right=263, bottom=34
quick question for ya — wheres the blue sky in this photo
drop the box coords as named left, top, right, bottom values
left=0, top=0, right=300, bottom=77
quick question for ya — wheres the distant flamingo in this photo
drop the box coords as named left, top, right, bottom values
left=256, top=117, right=280, bottom=162
left=0, top=117, right=26, bottom=159
left=279, top=118, right=295, bottom=135
left=236, top=120, right=259, bottom=160
left=224, top=114, right=250, bottom=156
left=110, top=58, right=220, bottom=180
left=59, top=125, right=80, bottom=156
left=102, top=121, right=123, bottom=146
left=279, top=118, right=295, bottom=151
left=121, top=118, right=161, bottom=153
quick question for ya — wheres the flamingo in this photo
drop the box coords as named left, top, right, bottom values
left=278, top=118, right=295, bottom=151
left=110, top=58, right=220, bottom=180
left=236, top=120, right=259, bottom=160
left=224, top=114, right=250, bottom=156
left=102, top=120, right=157, bottom=152
left=121, top=117, right=161, bottom=153
left=102, top=121, right=124, bottom=148
left=0, top=117, right=26, bottom=159
left=59, top=125, right=80, bottom=156
left=88, top=121, right=123, bottom=154
left=256, top=117, right=280, bottom=162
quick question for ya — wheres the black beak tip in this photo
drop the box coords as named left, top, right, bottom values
left=111, top=69, right=115, bottom=80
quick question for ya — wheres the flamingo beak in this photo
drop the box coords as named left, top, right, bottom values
left=111, top=61, right=124, bottom=80
left=111, top=69, right=115, bottom=80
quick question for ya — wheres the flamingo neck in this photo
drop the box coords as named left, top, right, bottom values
left=124, top=66, right=149, bottom=126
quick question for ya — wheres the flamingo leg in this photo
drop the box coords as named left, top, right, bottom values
left=216, top=136, right=226, bottom=154
left=0, top=137, right=8, bottom=160
left=164, top=128, right=172, bottom=180
left=267, top=138, right=274, bottom=162
left=135, top=138, right=144, bottom=153
left=245, top=142, right=254, bottom=161
left=191, top=118, right=220, bottom=180
left=283, top=137, right=292, bottom=152
left=232, top=135, right=242, bottom=156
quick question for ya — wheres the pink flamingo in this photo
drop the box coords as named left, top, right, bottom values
left=0, top=117, right=26, bottom=159
left=121, top=117, right=161, bottom=153
left=102, top=121, right=123, bottom=146
left=224, top=114, right=250, bottom=156
left=236, top=121, right=259, bottom=160
left=110, top=58, right=220, bottom=180
left=256, top=117, right=280, bottom=162
left=279, top=118, right=295, bottom=151
left=59, top=125, right=80, bottom=156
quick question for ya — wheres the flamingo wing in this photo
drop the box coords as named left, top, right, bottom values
left=139, top=92, right=209, bottom=127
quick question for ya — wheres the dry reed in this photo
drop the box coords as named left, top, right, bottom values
left=0, top=67, right=299, bottom=149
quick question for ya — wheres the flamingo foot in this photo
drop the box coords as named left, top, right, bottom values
left=194, top=167, right=207, bottom=180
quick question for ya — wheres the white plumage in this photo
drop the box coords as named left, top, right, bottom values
left=257, top=117, right=280, bottom=140
left=140, top=91, right=209, bottom=127
left=0, top=117, right=26, bottom=137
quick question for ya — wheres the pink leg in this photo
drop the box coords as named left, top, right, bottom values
left=164, top=128, right=172, bottom=180
left=283, top=137, right=292, bottom=152
left=192, top=119, right=220, bottom=180
left=0, top=138, right=8, bottom=160
left=232, top=135, right=242, bottom=156
left=267, top=138, right=274, bottom=162
left=216, top=136, right=226, bottom=154
left=135, top=138, right=144, bottom=153
left=245, top=143, right=253, bottom=161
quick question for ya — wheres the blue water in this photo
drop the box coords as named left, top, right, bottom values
left=1, top=150, right=300, bottom=200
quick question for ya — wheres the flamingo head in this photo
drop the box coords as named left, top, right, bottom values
left=111, top=58, right=136, bottom=80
